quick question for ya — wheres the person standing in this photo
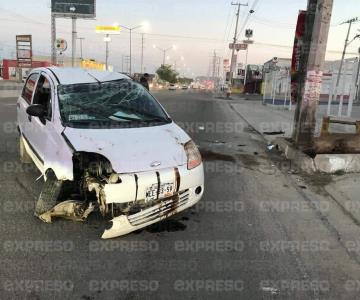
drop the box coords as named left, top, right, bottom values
left=139, top=73, right=150, bottom=91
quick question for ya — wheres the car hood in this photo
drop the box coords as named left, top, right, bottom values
left=63, top=122, right=190, bottom=173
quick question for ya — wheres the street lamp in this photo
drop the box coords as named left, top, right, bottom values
left=153, top=44, right=176, bottom=66
left=120, top=24, right=144, bottom=76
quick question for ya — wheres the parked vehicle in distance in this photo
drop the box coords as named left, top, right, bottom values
left=181, top=85, right=189, bottom=90
left=168, top=84, right=177, bottom=90
left=17, top=67, right=204, bottom=239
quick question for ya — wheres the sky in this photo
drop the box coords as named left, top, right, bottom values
left=1, top=0, right=360, bottom=76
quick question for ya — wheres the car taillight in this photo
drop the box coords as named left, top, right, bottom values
left=184, top=140, right=202, bottom=170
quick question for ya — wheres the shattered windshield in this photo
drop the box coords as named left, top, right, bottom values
left=58, top=79, right=171, bottom=128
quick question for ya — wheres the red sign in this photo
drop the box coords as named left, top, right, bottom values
left=16, top=35, right=32, bottom=68
left=291, top=10, right=306, bottom=103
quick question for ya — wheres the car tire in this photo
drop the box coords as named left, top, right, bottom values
left=19, top=136, right=32, bottom=164
left=34, top=170, right=63, bottom=217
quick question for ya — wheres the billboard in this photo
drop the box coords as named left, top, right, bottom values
left=229, top=43, right=248, bottom=51
left=16, top=35, right=32, bottom=68
left=95, top=25, right=121, bottom=35
left=51, top=0, right=96, bottom=18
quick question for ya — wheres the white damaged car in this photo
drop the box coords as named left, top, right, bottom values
left=17, top=67, right=204, bottom=239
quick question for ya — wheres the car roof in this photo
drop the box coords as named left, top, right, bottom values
left=38, top=67, right=131, bottom=85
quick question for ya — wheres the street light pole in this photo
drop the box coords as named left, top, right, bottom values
left=229, top=2, right=248, bottom=85
left=71, top=17, right=77, bottom=67
left=120, top=24, right=143, bottom=76
left=129, top=28, right=132, bottom=75
left=153, top=45, right=175, bottom=66
left=105, top=34, right=110, bottom=71
left=77, top=37, right=84, bottom=60
left=141, top=33, right=144, bottom=74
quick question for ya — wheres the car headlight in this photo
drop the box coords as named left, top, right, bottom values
left=184, top=140, right=202, bottom=170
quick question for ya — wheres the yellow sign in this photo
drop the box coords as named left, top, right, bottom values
left=95, top=25, right=121, bottom=34
left=81, top=59, right=106, bottom=71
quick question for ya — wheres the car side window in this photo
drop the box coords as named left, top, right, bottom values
left=32, top=75, right=52, bottom=120
left=22, top=73, right=39, bottom=104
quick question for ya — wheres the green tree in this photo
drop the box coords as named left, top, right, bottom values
left=156, top=65, right=178, bottom=84
left=178, top=77, right=193, bottom=85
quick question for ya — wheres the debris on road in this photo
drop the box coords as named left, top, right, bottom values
left=263, top=131, right=285, bottom=135
left=39, top=200, right=95, bottom=223
left=267, top=144, right=276, bottom=150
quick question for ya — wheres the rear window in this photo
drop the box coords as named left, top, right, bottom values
left=22, top=73, right=39, bottom=104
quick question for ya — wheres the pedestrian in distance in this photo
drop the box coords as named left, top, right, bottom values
left=140, top=73, right=150, bottom=91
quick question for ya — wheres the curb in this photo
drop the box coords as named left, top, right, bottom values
left=273, top=137, right=360, bottom=174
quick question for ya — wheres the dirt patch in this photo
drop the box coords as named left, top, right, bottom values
left=236, top=154, right=260, bottom=168
left=303, top=173, right=333, bottom=188
left=200, top=149, right=236, bottom=162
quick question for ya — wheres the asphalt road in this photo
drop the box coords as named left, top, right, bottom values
left=1, top=90, right=360, bottom=299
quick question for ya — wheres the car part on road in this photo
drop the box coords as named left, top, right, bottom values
left=39, top=200, right=95, bottom=223
left=34, top=170, right=63, bottom=217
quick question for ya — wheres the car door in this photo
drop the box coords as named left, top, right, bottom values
left=24, top=72, right=57, bottom=170
left=18, top=72, right=40, bottom=137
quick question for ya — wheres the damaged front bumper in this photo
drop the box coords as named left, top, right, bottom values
left=102, top=188, right=200, bottom=239
left=99, top=164, right=204, bottom=239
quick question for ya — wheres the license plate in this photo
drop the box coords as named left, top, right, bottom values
left=145, top=182, right=175, bottom=202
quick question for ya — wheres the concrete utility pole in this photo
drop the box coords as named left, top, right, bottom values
left=51, top=14, right=56, bottom=65
left=355, top=47, right=360, bottom=102
left=229, top=2, right=248, bottom=85
left=292, top=0, right=334, bottom=149
left=212, top=50, right=217, bottom=79
left=332, top=18, right=359, bottom=106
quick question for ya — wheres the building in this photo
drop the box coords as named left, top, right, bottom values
left=262, top=57, right=360, bottom=106
left=1, top=56, right=110, bottom=81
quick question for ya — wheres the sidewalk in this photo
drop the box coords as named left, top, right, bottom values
left=230, top=97, right=360, bottom=226
left=0, top=81, right=22, bottom=98
left=230, top=99, right=360, bottom=144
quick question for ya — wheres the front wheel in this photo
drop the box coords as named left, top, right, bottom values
left=34, top=170, right=63, bottom=217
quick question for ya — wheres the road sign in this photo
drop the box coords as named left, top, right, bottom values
left=16, top=35, right=32, bottom=68
left=245, top=29, right=253, bottom=38
left=55, top=38, right=68, bottom=52
left=51, top=0, right=96, bottom=18
left=95, top=25, right=121, bottom=35
left=229, top=43, right=248, bottom=51
left=243, top=39, right=254, bottom=44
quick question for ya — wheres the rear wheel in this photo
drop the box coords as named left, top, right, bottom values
left=34, top=170, right=63, bottom=217
left=19, top=136, right=32, bottom=164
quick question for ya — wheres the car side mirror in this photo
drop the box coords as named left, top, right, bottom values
left=26, top=104, right=46, bottom=118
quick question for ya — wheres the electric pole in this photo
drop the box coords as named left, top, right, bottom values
left=212, top=50, right=217, bottom=80
left=229, top=2, right=248, bottom=85
left=51, top=14, right=56, bottom=65
left=356, top=47, right=360, bottom=102
left=292, top=0, right=334, bottom=149
left=331, top=17, right=359, bottom=106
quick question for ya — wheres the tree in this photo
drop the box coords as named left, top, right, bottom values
left=156, top=65, right=178, bottom=84
left=178, top=77, right=193, bottom=85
